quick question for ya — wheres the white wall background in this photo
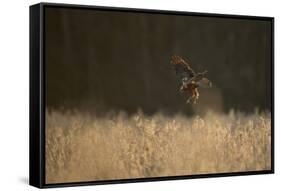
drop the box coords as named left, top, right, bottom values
left=0, top=0, right=279, bottom=190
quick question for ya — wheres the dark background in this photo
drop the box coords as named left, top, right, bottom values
left=45, top=7, right=272, bottom=115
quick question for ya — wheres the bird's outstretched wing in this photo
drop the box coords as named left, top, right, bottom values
left=190, top=71, right=208, bottom=83
left=198, top=77, right=212, bottom=88
left=170, top=55, right=195, bottom=79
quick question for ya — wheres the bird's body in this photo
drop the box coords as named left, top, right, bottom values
left=181, top=81, right=199, bottom=103
left=170, top=55, right=212, bottom=104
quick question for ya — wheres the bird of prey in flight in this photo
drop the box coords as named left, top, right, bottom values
left=171, top=55, right=212, bottom=104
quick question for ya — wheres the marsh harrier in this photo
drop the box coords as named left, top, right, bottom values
left=171, top=55, right=212, bottom=104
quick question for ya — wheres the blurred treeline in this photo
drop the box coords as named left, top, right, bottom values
left=45, top=7, right=272, bottom=115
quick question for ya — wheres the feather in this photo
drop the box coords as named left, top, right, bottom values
left=170, top=55, right=195, bottom=79
left=198, top=78, right=212, bottom=88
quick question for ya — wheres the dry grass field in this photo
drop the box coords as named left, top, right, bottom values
left=46, top=109, right=271, bottom=183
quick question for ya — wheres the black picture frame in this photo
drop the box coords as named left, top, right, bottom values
left=29, top=2, right=274, bottom=188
